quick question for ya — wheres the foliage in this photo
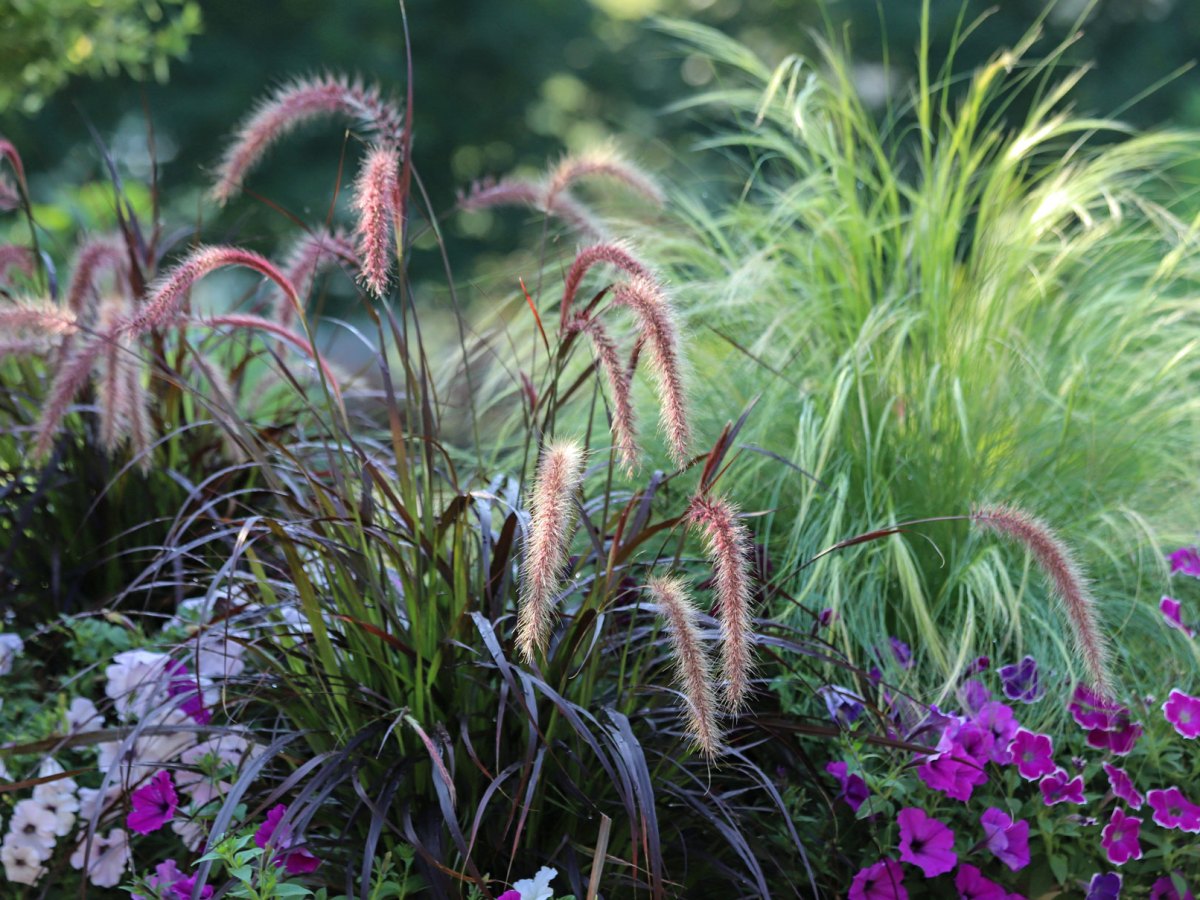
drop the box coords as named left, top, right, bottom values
left=0, top=0, right=201, bottom=114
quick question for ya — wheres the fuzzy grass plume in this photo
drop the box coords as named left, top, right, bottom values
left=517, top=439, right=587, bottom=661
left=570, top=314, right=639, bottom=472
left=648, top=576, right=722, bottom=757
left=353, top=144, right=401, bottom=298
left=687, top=494, right=755, bottom=711
left=280, top=228, right=358, bottom=320
left=545, top=141, right=665, bottom=212
left=972, top=503, right=1114, bottom=696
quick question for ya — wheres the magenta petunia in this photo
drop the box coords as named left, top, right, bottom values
left=974, top=701, right=1019, bottom=765
left=896, top=807, right=956, bottom=877
left=1088, top=716, right=1143, bottom=756
left=1150, top=873, right=1195, bottom=900
left=917, top=745, right=987, bottom=802
left=955, top=863, right=1009, bottom=900
left=1146, top=786, right=1200, bottom=833
left=1168, top=546, right=1200, bottom=577
left=1103, top=764, right=1144, bottom=810
left=998, top=656, right=1042, bottom=703
left=1160, top=597, right=1196, bottom=637
left=1086, top=872, right=1122, bottom=900
left=132, top=859, right=214, bottom=900
left=1040, top=768, right=1086, bottom=806
left=1069, top=684, right=1125, bottom=731
left=1008, top=729, right=1055, bottom=781
left=254, top=804, right=322, bottom=875
left=980, top=807, right=1030, bottom=871
left=848, top=858, right=907, bottom=900
left=825, top=761, right=870, bottom=813
left=126, top=770, right=178, bottom=835
left=1100, top=808, right=1143, bottom=866
left=1163, top=689, right=1200, bottom=739
left=497, top=893, right=522, bottom=900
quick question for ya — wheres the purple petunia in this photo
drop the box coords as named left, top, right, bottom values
left=126, top=770, right=178, bottom=835
left=1163, top=689, right=1200, bottom=739
left=1070, top=685, right=1125, bottom=731
left=955, top=863, right=1009, bottom=900
left=979, top=807, right=1030, bottom=871
left=974, top=701, right=1019, bottom=765
left=1009, top=729, right=1055, bottom=781
left=896, top=807, right=956, bottom=877
left=1100, top=808, right=1143, bottom=866
left=819, top=685, right=866, bottom=728
left=1160, top=597, right=1196, bottom=637
left=132, top=859, right=213, bottom=900
left=1103, top=764, right=1144, bottom=810
left=255, top=804, right=322, bottom=875
left=825, top=761, right=870, bottom=813
left=888, top=637, right=913, bottom=669
left=1040, top=768, right=1086, bottom=806
left=1168, top=546, right=1200, bottom=577
left=1087, top=715, right=1143, bottom=756
left=848, top=858, right=907, bottom=900
left=1086, top=873, right=1122, bottom=900
left=960, top=679, right=992, bottom=715
left=998, top=656, right=1042, bottom=703
left=917, top=745, right=988, bottom=802
left=1150, top=874, right=1195, bottom=900
left=1146, top=786, right=1200, bottom=833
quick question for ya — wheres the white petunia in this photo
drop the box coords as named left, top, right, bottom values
left=0, top=633, right=23, bottom=675
left=69, top=827, right=130, bottom=888
left=1, top=836, right=47, bottom=885
left=77, top=785, right=123, bottom=824
left=171, top=814, right=207, bottom=851
left=96, top=710, right=196, bottom=788
left=105, top=649, right=174, bottom=720
left=192, top=633, right=246, bottom=679
left=8, top=799, right=58, bottom=851
left=66, top=697, right=104, bottom=734
left=513, top=866, right=558, bottom=900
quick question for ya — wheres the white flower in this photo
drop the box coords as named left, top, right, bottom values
left=66, top=697, right=104, bottom=734
left=513, top=866, right=558, bottom=900
left=36, top=756, right=78, bottom=795
left=77, top=785, right=123, bottom=824
left=8, top=798, right=58, bottom=851
left=96, top=709, right=196, bottom=788
left=177, top=734, right=259, bottom=805
left=172, top=815, right=206, bottom=851
left=69, top=827, right=130, bottom=888
left=191, top=632, right=246, bottom=680
left=0, top=633, right=23, bottom=675
left=105, top=650, right=174, bottom=721
left=1, top=837, right=47, bottom=885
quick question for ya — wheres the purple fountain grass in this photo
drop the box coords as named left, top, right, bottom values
left=647, top=576, right=722, bottom=758
left=0, top=175, right=18, bottom=211
left=567, top=314, right=639, bottom=472
left=687, top=494, right=755, bottom=712
left=280, top=228, right=358, bottom=319
left=545, top=143, right=665, bottom=212
left=212, top=74, right=403, bottom=204
left=66, top=236, right=130, bottom=317
left=0, top=301, right=77, bottom=336
left=457, top=176, right=606, bottom=239
left=972, top=503, right=1114, bottom=697
left=613, top=275, right=689, bottom=464
left=125, top=246, right=302, bottom=338
left=0, top=244, right=36, bottom=282
left=560, top=241, right=651, bottom=326
left=33, top=331, right=112, bottom=459
left=353, top=144, right=401, bottom=298
left=95, top=296, right=143, bottom=457
left=0, top=138, right=26, bottom=188
left=517, top=439, right=587, bottom=662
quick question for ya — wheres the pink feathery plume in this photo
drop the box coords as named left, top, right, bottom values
left=0, top=301, right=77, bottom=337
left=517, top=439, right=587, bottom=661
left=212, top=74, right=403, bottom=204
left=95, top=298, right=136, bottom=455
left=560, top=241, right=651, bottom=327
left=33, top=333, right=111, bottom=459
left=613, top=275, right=689, bottom=464
left=123, top=358, right=152, bottom=470
left=687, top=495, right=755, bottom=712
left=647, top=576, right=722, bottom=758
left=126, top=246, right=301, bottom=337
left=0, top=245, right=36, bottom=283
left=353, top=144, right=401, bottom=298
left=0, top=138, right=26, bottom=188
left=545, top=143, right=665, bottom=211
left=972, top=504, right=1114, bottom=696
left=65, top=236, right=129, bottom=317
left=457, top=176, right=606, bottom=239
left=0, top=175, right=18, bottom=211
left=280, top=228, right=358, bottom=320
left=192, top=313, right=344, bottom=404
left=568, top=314, right=639, bottom=472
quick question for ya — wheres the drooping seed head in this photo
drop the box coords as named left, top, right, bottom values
left=647, top=576, right=722, bottom=758
left=0, top=175, right=19, bottom=211
left=353, top=143, right=401, bottom=298
left=279, top=227, right=358, bottom=322
left=687, top=494, right=755, bottom=712
left=94, top=295, right=144, bottom=458
left=517, top=439, right=587, bottom=661
left=33, top=332, right=111, bottom=461
left=65, top=236, right=130, bottom=319
left=545, top=142, right=665, bottom=211
left=972, top=503, right=1114, bottom=697
left=0, top=244, right=36, bottom=283
left=569, top=314, right=640, bottom=473
left=560, top=241, right=652, bottom=321
left=457, top=176, right=606, bottom=239
left=212, top=74, right=403, bottom=204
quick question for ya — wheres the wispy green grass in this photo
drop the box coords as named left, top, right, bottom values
left=645, top=10, right=1200, bottom=699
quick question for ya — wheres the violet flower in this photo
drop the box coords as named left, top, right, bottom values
left=979, top=807, right=1030, bottom=871
left=1086, top=873, right=1122, bottom=900
left=825, top=761, right=869, bottom=813
left=1100, top=808, right=1142, bottom=866
left=1009, top=729, right=1055, bottom=781
left=1102, top=764, right=1144, bottom=810
left=1039, top=768, right=1086, bottom=806
left=1168, top=546, right=1200, bottom=577
left=896, top=807, right=956, bottom=877
left=955, top=863, right=1008, bottom=900
left=848, top=858, right=907, bottom=900
left=1150, top=874, right=1195, bottom=900
left=998, top=656, right=1042, bottom=703
left=1163, top=689, right=1200, bottom=739
left=126, top=771, right=178, bottom=835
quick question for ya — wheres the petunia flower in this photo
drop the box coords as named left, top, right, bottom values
left=254, top=804, right=322, bottom=875
left=511, top=866, right=558, bottom=900
left=960, top=679, right=992, bottom=715
left=888, top=637, right=913, bottom=669
left=66, top=697, right=103, bottom=734
left=1, top=839, right=47, bottom=885
left=1146, top=787, right=1200, bottom=832
left=974, top=701, right=1019, bottom=764
left=1160, top=597, right=1196, bottom=637
left=1150, top=873, right=1195, bottom=900
left=1086, top=872, right=1122, bottom=900
left=127, top=770, right=178, bottom=835
left=849, top=858, right=907, bottom=900
left=1163, top=689, right=1200, bottom=739
left=1168, top=546, right=1200, bottom=577
left=1009, top=729, right=1055, bottom=781
left=825, top=761, right=869, bottom=813
left=917, top=745, right=988, bottom=802
left=1040, top=768, right=1086, bottom=806
left=897, top=807, right=956, bottom=877
left=998, top=656, right=1042, bottom=703
left=1088, top=717, right=1142, bottom=756
left=132, top=858, right=214, bottom=900
left=1100, top=808, right=1143, bottom=866
left=819, top=685, right=865, bottom=727
left=0, top=632, right=23, bottom=675
left=1103, top=764, right=1144, bottom=810
left=955, top=863, right=1008, bottom=900
left=1070, top=684, right=1125, bottom=731
left=69, top=827, right=130, bottom=888
left=980, top=807, right=1030, bottom=871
